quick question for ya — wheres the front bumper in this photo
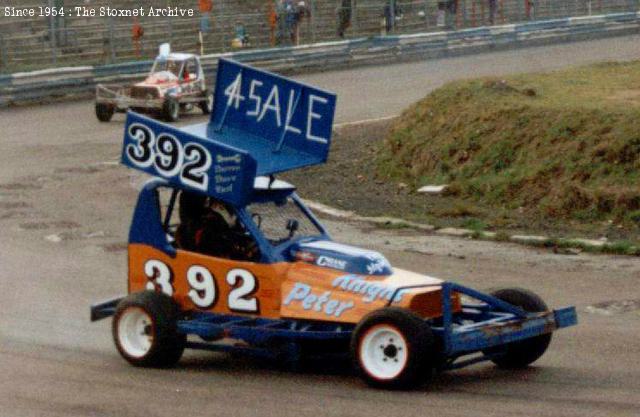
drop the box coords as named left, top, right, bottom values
left=96, top=96, right=164, bottom=110
left=96, top=84, right=164, bottom=110
left=90, top=296, right=123, bottom=322
left=446, top=306, right=577, bottom=354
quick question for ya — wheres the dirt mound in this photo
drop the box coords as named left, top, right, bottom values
left=377, top=62, right=640, bottom=227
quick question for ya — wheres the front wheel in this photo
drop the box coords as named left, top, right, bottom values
left=112, top=291, right=185, bottom=368
left=486, top=288, right=552, bottom=369
left=162, top=97, right=180, bottom=122
left=351, top=307, right=435, bottom=389
left=199, top=91, right=213, bottom=114
left=95, top=103, right=114, bottom=122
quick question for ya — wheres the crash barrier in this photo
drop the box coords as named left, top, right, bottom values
left=1, top=11, right=639, bottom=107
left=1, top=0, right=638, bottom=73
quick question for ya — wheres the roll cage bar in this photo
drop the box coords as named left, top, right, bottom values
left=138, top=179, right=331, bottom=264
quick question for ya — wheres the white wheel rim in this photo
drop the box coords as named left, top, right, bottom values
left=359, top=324, right=408, bottom=380
left=171, top=102, right=179, bottom=119
left=117, top=307, right=154, bottom=358
left=206, top=95, right=213, bottom=112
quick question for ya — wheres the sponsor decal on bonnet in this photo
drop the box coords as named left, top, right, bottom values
left=316, top=255, right=347, bottom=270
left=332, top=274, right=405, bottom=303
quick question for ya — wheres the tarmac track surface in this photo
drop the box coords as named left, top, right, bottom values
left=1, top=35, right=640, bottom=417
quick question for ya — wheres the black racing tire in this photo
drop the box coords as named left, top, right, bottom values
left=486, top=288, right=553, bottom=369
left=112, top=291, right=186, bottom=368
left=95, top=103, right=115, bottom=122
left=351, top=307, right=436, bottom=389
left=162, top=96, right=180, bottom=122
left=199, top=90, right=213, bottom=114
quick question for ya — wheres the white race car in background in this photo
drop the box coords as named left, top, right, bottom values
left=95, top=44, right=212, bottom=122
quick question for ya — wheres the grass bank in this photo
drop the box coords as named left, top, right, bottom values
left=377, top=61, right=640, bottom=236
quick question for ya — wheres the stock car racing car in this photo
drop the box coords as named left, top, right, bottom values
left=95, top=44, right=212, bottom=123
left=91, top=59, right=577, bottom=389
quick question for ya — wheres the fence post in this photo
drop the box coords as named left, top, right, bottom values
left=351, top=0, right=358, bottom=37
left=167, top=16, right=173, bottom=46
left=0, top=35, right=6, bottom=72
left=221, top=0, right=227, bottom=53
left=390, top=0, right=396, bottom=33
left=423, top=0, right=430, bottom=30
left=310, top=0, right=316, bottom=43
left=461, top=0, right=468, bottom=27
left=108, top=15, right=115, bottom=63
left=48, top=0, right=57, bottom=65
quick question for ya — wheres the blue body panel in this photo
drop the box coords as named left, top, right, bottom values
left=290, top=240, right=393, bottom=276
left=127, top=177, right=333, bottom=262
left=211, top=58, right=336, bottom=175
left=121, top=112, right=257, bottom=206
left=120, top=58, right=337, bottom=206
left=128, top=179, right=176, bottom=256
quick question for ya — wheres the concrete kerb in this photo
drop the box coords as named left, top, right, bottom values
left=324, top=117, right=634, bottom=255
left=305, top=199, right=638, bottom=255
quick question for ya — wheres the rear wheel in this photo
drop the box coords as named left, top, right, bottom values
left=162, top=97, right=180, bottom=122
left=199, top=91, right=213, bottom=114
left=351, top=307, right=435, bottom=389
left=112, top=291, right=185, bottom=367
left=486, top=288, right=552, bottom=368
left=95, top=103, right=114, bottom=122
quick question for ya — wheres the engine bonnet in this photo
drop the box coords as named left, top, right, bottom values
left=291, top=240, right=393, bottom=276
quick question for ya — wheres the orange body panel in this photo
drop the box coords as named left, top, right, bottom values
left=128, top=244, right=461, bottom=324
left=129, top=244, right=288, bottom=319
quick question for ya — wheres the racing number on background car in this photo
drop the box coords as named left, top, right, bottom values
left=144, top=259, right=259, bottom=313
left=126, top=123, right=211, bottom=191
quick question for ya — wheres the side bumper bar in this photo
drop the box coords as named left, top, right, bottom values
left=447, top=306, right=577, bottom=353
left=90, top=296, right=123, bottom=322
left=439, top=282, right=578, bottom=355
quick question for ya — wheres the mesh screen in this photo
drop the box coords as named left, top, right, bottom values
left=246, top=197, right=321, bottom=244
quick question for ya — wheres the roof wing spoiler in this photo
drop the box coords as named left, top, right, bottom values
left=121, top=112, right=257, bottom=206
left=209, top=58, right=337, bottom=175
left=120, top=59, right=336, bottom=206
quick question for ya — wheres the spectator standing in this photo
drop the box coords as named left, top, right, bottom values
left=437, top=1, right=446, bottom=27
left=437, top=1, right=457, bottom=28
left=337, top=0, right=352, bottom=38
left=488, top=0, right=498, bottom=25
left=269, top=3, right=278, bottom=46
left=199, top=0, right=213, bottom=55
left=132, top=16, right=144, bottom=57
left=291, top=1, right=310, bottom=45
left=275, top=0, right=305, bottom=46
left=275, top=0, right=289, bottom=45
left=383, top=0, right=403, bottom=34
left=232, top=22, right=249, bottom=48
left=285, top=0, right=298, bottom=44
left=447, top=0, right=457, bottom=28
left=526, top=0, right=536, bottom=20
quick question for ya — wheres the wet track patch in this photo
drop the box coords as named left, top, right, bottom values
left=0, top=201, right=31, bottom=209
left=19, top=221, right=50, bottom=230
left=100, top=242, right=128, bottom=252
left=0, top=182, right=43, bottom=191
left=0, top=211, right=30, bottom=220
left=54, top=166, right=102, bottom=175
left=584, top=299, right=640, bottom=315
left=43, top=229, right=108, bottom=243
left=19, top=220, right=81, bottom=230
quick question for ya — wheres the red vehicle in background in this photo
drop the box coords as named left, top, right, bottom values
left=95, top=44, right=212, bottom=122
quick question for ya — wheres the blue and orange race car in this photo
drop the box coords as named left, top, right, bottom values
left=91, top=59, right=577, bottom=389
